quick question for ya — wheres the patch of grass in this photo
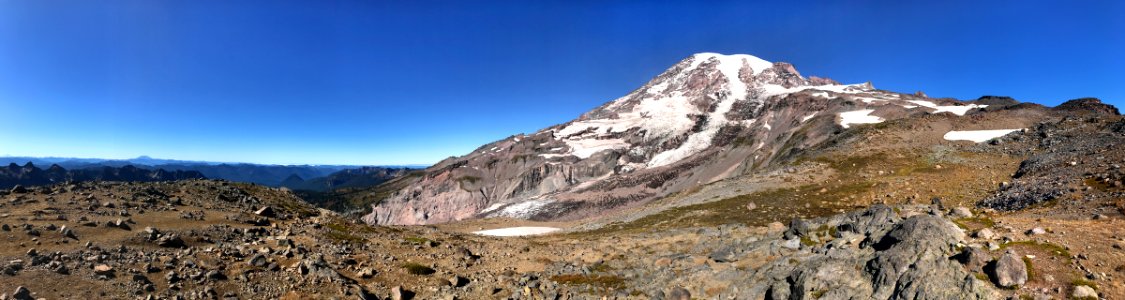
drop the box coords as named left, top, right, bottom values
left=404, top=236, right=435, bottom=246
left=580, top=182, right=868, bottom=235
left=549, top=274, right=625, bottom=290
left=1071, top=279, right=1099, bottom=290
left=953, top=217, right=996, bottom=231
left=1022, top=256, right=1036, bottom=281
left=401, top=262, right=435, bottom=275
left=800, top=235, right=817, bottom=247
left=974, top=272, right=990, bottom=282
left=322, top=222, right=365, bottom=244
left=810, top=290, right=827, bottom=299
left=589, top=262, right=614, bottom=273
left=998, top=241, right=1072, bottom=261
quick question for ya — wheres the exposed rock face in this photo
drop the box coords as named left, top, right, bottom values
left=979, top=116, right=1125, bottom=211
left=1053, top=97, right=1119, bottom=116
left=365, top=53, right=993, bottom=225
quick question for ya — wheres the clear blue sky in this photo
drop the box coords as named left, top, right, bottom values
left=1, top=1, right=1122, bottom=165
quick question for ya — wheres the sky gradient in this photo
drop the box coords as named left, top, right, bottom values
left=1, top=1, right=1122, bottom=165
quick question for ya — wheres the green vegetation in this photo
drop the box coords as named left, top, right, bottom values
left=1071, top=279, right=1099, bottom=291
left=1021, top=256, right=1036, bottom=281
left=952, top=217, right=996, bottom=231
left=800, top=235, right=817, bottom=247
left=404, top=236, right=437, bottom=246
left=997, top=241, right=1072, bottom=261
left=322, top=222, right=365, bottom=243
left=401, top=262, right=436, bottom=275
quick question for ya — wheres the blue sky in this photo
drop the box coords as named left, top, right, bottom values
left=1, top=1, right=1122, bottom=165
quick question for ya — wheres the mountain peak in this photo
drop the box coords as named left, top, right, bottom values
left=688, top=52, right=775, bottom=77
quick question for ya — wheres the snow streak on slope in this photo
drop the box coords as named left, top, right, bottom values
left=908, top=100, right=988, bottom=116
left=648, top=53, right=753, bottom=168
left=943, top=129, right=1022, bottom=143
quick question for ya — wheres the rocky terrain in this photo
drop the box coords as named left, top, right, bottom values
left=2, top=52, right=1121, bottom=299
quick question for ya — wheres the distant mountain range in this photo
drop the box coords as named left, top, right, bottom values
left=279, top=166, right=416, bottom=192
left=0, top=162, right=205, bottom=189
left=0, top=156, right=426, bottom=188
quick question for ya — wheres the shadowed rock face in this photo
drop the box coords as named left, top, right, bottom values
left=363, top=53, right=997, bottom=225
left=1053, top=97, right=1119, bottom=116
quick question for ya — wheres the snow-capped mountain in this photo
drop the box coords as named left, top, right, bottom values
left=363, top=53, right=990, bottom=225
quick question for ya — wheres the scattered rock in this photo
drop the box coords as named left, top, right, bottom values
left=1027, top=227, right=1047, bottom=235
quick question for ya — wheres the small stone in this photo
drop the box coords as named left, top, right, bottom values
left=449, top=275, right=466, bottom=287
left=668, top=286, right=691, bottom=300
left=248, top=254, right=268, bottom=267
left=951, top=207, right=973, bottom=218
left=974, top=228, right=996, bottom=240
left=390, top=286, right=405, bottom=300
left=1071, top=285, right=1097, bottom=299
left=93, top=264, right=114, bottom=276
left=358, top=267, right=376, bottom=278
left=1027, top=227, right=1047, bottom=235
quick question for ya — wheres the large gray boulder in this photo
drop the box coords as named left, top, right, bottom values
left=988, top=250, right=1027, bottom=288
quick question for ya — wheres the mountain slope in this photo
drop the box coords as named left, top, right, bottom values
left=364, top=52, right=995, bottom=225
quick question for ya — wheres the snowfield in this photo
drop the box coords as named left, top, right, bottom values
left=473, top=227, right=561, bottom=237
left=907, top=100, right=987, bottom=116
left=943, top=129, right=1022, bottom=143
left=838, top=109, right=883, bottom=128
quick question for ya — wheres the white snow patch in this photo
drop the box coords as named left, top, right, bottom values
left=479, top=202, right=506, bottom=214
left=801, top=113, right=817, bottom=123
left=908, top=100, right=986, bottom=116
left=692, top=52, right=774, bottom=75
left=473, top=227, right=561, bottom=237
left=943, top=129, right=1022, bottom=143
left=567, top=138, right=629, bottom=159
left=488, top=199, right=554, bottom=219
left=838, top=109, right=883, bottom=128
left=763, top=123, right=772, bottom=131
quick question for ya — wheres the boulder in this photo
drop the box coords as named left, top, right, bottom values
left=1071, top=285, right=1098, bottom=299
left=951, top=207, right=973, bottom=218
left=254, top=206, right=277, bottom=218
left=11, top=286, right=33, bottom=300
left=988, top=250, right=1027, bottom=288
